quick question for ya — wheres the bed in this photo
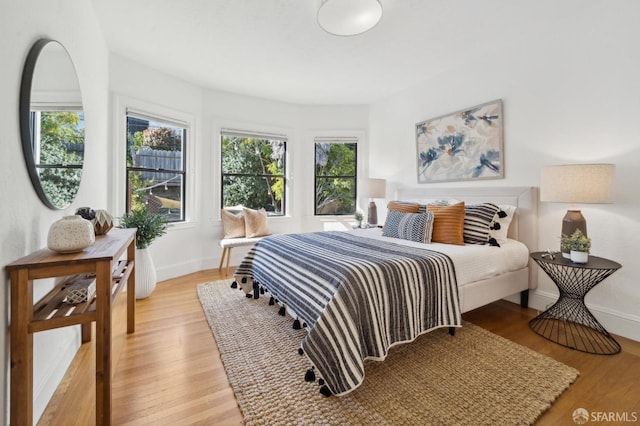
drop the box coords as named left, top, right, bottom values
left=233, top=186, right=538, bottom=396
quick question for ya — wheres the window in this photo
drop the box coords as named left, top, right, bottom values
left=314, top=137, right=357, bottom=215
left=30, top=109, right=84, bottom=208
left=221, top=130, right=286, bottom=215
left=125, top=112, right=187, bottom=222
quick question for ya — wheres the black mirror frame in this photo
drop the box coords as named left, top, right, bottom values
left=19, top=38, right=83, bottom=210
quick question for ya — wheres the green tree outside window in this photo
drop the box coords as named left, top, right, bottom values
left=315, top=142, right=357, bottom=215
left=221, top=135, right=286, bottom=215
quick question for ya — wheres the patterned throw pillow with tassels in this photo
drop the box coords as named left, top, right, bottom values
left=463, top=203, right=501, bottom=246
left=489, top=205, right=517, bottom=245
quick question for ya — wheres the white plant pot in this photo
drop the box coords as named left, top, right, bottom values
left=570, top=250, right=589, bottom=264
left=135, top=248, right=157, bottom=299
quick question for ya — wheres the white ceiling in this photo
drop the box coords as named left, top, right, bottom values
left=91, top=0, right=584, bottom=105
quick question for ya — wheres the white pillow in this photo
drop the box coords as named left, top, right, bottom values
left=489, top=205, right=517, bottom=243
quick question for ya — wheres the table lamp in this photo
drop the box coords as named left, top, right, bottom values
left=361, top=178, right=386, bottom=225
left=540, top=163, right=614, bottom=255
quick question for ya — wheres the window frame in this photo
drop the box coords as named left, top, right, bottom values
left=124, top=109, right=189, bottom=223
left=113, top=96, right=197, bottom=230
left=313, top=136, right=359, bottom=216
left=220, top=129, right=288, bottom=216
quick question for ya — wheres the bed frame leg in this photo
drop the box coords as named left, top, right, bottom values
left=448, top=327, right=455, bottom=336
left=520, top=290, right=529, bottom=308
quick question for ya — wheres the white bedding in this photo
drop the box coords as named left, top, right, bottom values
left=353, top=227, right=529, bottom=287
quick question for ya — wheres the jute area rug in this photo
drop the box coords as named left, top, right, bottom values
left=197, top=280, right=578, bottom=425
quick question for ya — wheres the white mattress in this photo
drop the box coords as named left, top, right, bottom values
left=353, top=228, right=529, bottom=287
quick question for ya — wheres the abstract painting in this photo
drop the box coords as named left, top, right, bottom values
left=416, top=99, right=504, bottom=183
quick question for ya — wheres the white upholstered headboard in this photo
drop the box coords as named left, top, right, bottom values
left=394, top=186, right=539, bottom=288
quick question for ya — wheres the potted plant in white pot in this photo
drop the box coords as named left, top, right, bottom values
left=118, top=207, right=168, bottom=299
left=565, top=229, right=591, bottom=264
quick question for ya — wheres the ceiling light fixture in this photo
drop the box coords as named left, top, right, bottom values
left=317, top=0, right=383, bottom=37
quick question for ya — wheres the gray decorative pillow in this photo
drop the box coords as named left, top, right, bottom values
left=383, top=210, right=434, bottom=243
left=463, top=203, right=501, bottom=246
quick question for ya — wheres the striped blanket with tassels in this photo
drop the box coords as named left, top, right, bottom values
left=234, top=231, right=461, bottom=396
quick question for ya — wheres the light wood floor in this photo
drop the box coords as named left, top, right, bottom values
left=39, top=268, right=640, bottom=425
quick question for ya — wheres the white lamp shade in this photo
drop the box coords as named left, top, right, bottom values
left=317, top=0, right=383, bottom=36
left=540, top=163, right=614, bottom=204
left=361, top=178, right=386, bottom=198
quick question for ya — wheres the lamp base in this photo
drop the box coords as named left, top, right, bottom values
left=368, top=201, right=378, bottom=226
left=562, top=210, right=587, bottom=238
left=561, top=209, right=587, bottom=257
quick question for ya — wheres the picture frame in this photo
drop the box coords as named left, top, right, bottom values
left=415, top=99, right=504, bottom=183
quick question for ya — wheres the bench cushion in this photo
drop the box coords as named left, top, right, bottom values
left=220, top=236, right=265, bottom=249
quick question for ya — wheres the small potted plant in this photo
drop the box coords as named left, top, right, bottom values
left=118, top=207, right=169, bottom=298
left=565, top=229, right=591, bottom=264
left=354, top=210, right=364, bottom=228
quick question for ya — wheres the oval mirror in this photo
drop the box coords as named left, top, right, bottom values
left=20, top=39, right=84, bottom=210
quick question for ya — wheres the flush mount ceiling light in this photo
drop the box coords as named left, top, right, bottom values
left=317, top=0, right=383, bottom=36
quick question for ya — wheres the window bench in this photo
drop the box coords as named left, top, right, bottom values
left=218, top=236, right=265, bottom=275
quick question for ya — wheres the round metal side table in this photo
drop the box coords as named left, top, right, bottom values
left=529, top=252, right=622, bottom=355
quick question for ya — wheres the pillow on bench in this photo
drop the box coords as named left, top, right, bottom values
left=221, top=207, right=270, bottom=239
left=243, top=207, right=270, bottom=238
left=221, top=209, right=246, bottom=238
left=219, top=208, right=270, bottom=274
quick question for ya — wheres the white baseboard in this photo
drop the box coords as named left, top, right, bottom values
left=155, top=257, right=214, bottom=282
left=156, top=249, right=254, bottom=283
left=528, top=289, right=640, bottom=342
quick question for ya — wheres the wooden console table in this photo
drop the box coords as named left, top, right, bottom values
left=6, top=227, right=137, bottom=425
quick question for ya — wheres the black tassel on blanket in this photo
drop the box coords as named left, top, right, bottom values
left=230, top=280, right=238, bottom=289
left=304, top=367, right=315, bottom=382
left=319, top=385, right=332, bottom=397
left=278, top=306, right=286, bottom=316
left=293, top=318, right=301, bottom=330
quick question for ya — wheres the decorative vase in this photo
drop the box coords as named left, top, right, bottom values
left=135, top=248, right=157, bottom=299
left=92, top=209, right=114, bottom=235
left=570, top=250, right=589, bottom=264
left=47, top=215, right=96, bottom=253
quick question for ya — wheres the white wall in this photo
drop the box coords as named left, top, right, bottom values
left=0, top=0, right=110, bottom=423
left=369, top=1, right=640, bottom=340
